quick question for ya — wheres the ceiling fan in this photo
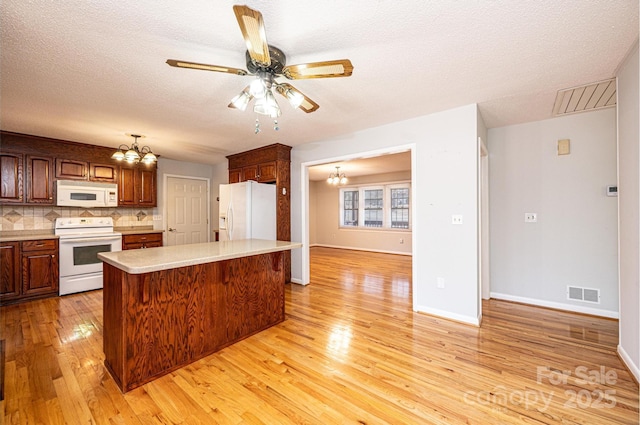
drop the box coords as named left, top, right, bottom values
left=166, top=5, right=353, bottom=122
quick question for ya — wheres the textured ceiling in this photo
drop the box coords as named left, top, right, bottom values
left=1, top=1, right=638, bottom=165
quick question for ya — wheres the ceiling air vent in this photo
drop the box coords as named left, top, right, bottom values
left=552, top=78, right=616, bottom=117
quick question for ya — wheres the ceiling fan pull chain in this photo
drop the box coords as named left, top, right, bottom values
left=255, top=117, right=261, bottom=134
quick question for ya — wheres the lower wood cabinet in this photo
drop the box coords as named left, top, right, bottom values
left=103, top=251, right=285, bottom=392
left=0, top=238, right=59, bottom=304
left=122, top=233, right=163, bottom=250
left=0, top=241, right=21, bottom=299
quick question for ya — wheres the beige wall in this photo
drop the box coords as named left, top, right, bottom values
left=309, top=171, right=412, bottom=254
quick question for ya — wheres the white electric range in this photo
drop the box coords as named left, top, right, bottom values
left=55, top=217, right=122, bottom=295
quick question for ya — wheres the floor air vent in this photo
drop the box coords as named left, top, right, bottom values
left=567, top=286, right=600, bottom=304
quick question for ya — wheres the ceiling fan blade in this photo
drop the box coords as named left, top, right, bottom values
left=275, top=83, right=320, bottom=113
left=233, top=5, right=271, bottom=66
left=282, top=59, right=353, bottom=79
left=166, top=59, right=248, bottom=76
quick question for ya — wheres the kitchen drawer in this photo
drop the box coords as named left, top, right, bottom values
left=122, top=232, right=163, bottom=250
left=123, top=233, right=162, bottom=244
left=21, top=239, right=57, bottom=252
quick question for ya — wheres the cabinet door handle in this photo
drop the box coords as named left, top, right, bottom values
left=51, top=254, right=55, bottom=258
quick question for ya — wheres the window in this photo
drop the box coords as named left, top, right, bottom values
left=343, top=190, right=358, bottom=226
left=364, top=189, right=383, bottom=227
left=340, top=182, right=410, bottom=230
left=390, top=188, right=410, bottom=229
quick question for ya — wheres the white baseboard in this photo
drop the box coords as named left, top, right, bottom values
left=617, top=344, right=640, bottom=383
left=414, top=304, right=481, bottom=326
left=289, top=277, right=307, bottom=286
left=490, top=292, right=619, bottom=319
left=310, top=243, right=411, bottom=256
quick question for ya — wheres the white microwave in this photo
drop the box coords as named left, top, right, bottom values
left=56, top=180, right=118, bottom=208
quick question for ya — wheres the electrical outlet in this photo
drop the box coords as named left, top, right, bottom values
left=153, top=215, right=162, bottom=221
left=452, top=214, right=463, bottom=225
left=399, top=238, right=404, bottom=244
left=525, top=213, right=537, bottom=223
left=437, top=277, right=445, bottom=289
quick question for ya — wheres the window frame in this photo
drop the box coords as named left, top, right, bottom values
left=339, top=181, right=411, bottom=231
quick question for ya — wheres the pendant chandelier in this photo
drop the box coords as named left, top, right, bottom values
left=327, top=166, right=348, bottom=185
left=111, top=134, right=157, bottom=165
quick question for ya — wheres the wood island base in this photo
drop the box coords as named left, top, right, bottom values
left=102, top=251, right=286, bottom=392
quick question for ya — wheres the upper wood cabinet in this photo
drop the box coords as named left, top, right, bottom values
left=56, top=159, right=118, bottom=183
left=119, top=165, right=157, bottom=207
left=0, top=152, right=53, bottom=205
left=230, top=161, right=278, bottom=184
left=26, top=155, right=54, bottom=204
left=0, top=152, right=24, bottom=203
left=90, top=163, right=117, bottom=183
left=0, top=131, right=155, bottom=206
left=56, top=158, right=88, bottom=180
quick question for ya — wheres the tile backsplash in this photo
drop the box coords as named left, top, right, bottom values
left=0, top=206, right=155, bottom=231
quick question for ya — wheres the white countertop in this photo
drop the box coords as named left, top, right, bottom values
left=98, top=239, right=302, bottom=274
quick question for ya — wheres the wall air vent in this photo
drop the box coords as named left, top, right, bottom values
left=552, top=78, right=616, bottom=117
left=567, top=286, right=600, bottom=304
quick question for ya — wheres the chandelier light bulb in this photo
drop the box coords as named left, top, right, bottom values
left=249, top=78, right=267, bottom=99
left=229, top=90, right=251, bottom=110
left=285, top=89, right=304, bottom=109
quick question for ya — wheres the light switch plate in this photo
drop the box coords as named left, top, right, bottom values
left=452, top=214, right=463, bottom=225
left=525, top=213, right=537, bottom=223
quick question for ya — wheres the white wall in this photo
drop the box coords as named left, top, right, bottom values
left=310, top=171, right=412, bottom=254
left=309, top=180, right=318, bottom=244
left=292, top=104, right=481, bottom=325
left=616, top=41, right=639, bottom=381
left=488, top=109, right=619, bottom=317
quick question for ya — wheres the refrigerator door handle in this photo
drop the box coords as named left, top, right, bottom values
left=227, top=203, right=234, bottom=240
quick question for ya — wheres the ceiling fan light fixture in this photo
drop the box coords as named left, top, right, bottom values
left=167, top=5, right=353, bottom=133
left=284, top=88, right=304, bottom=109
left=254, top=89, right=280, bottom=117
left=229, top=90, right=251, bottom=110
left=249, top=77, right=267, bottom=98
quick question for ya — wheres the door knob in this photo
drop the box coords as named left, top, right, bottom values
left=168, top=228, right=177, bottom=232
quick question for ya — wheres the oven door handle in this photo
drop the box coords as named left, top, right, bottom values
left=59, top=236, right=122, bottom=244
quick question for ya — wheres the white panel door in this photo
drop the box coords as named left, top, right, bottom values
left=167, top=177, right=209, bottom=246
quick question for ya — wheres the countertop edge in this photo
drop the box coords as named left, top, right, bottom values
left=0, top=233, right=58, bottom=242
left=99, top=240, right=302, bottom=274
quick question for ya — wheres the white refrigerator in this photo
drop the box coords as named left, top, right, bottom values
left=218, top=181, right=277, bottom=241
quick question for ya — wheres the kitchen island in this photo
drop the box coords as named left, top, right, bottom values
left=98, top=239, right=302, bottom=392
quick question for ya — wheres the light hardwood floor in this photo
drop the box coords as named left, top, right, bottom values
left=1, top=247, right=638, bottom=424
